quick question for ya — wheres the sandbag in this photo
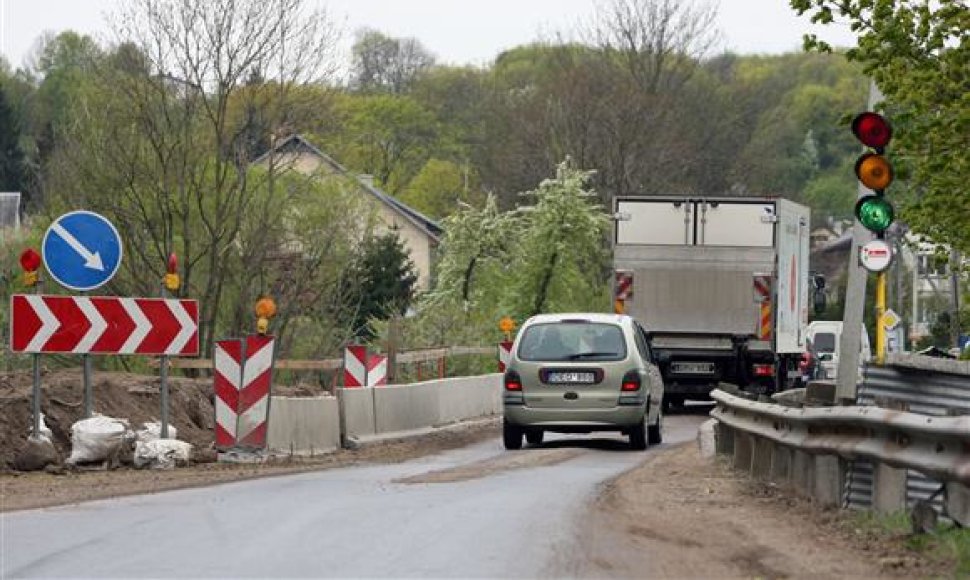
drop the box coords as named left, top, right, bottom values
left=136, top=421, right=178, bottom=443
left=133, top=439, right=193, bottom=470
left=66, top=415, right=132, bottom=465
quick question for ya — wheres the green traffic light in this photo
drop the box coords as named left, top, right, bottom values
left=855, top=195, right=895, bottom=233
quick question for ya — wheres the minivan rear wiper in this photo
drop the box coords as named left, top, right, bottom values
left=567, top=351, right=616, bottom=360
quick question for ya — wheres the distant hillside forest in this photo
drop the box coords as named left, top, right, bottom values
left=0, top=26, right=867, bottom=228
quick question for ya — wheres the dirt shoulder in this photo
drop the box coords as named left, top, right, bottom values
left=575, top=442, right=951, bottom=579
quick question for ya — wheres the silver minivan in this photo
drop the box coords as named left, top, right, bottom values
left=502, top=313, right=664, bottom=450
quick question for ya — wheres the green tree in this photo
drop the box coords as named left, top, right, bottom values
left=331, top=93, right=440, bottom=194
left=399, top=158, right=483, bottom=219
left=350, top=28, right=436, bottom=94
left=45, top=0, right=341, bottom=358
left=791, top=0, right=970, bottom=251
left=347, top=232, right=419, bottom=340
left=510, top=159, right=611, bottom=317
left=0, top=84, right=26, bottom=193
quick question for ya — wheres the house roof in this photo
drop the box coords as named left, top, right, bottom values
left=254, top=135, right=442, bottom=242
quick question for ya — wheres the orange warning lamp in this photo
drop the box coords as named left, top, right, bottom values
left=255, top=296, right=277, bottom=334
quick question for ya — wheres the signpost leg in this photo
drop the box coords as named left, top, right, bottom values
left=83, top=353, right=93, bottom=418
left=876, top=272, right=887, bottom=364
left=31, top=353, right=41, bottom=439
left=160, top=355, right=170, bottom=438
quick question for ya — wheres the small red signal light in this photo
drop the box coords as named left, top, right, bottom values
left=752, top=364, right=775, bottom=377
left=852, top=112, right=892, bottom=150
left=19, top=248, right=41, bottom=272
left=167, top=252, right=178, bottom=274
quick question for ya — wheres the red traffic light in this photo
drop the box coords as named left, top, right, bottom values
left=19, top=248, right=41, bottom=272
left=852, top=112, right=892, bottom=150
left=167, top=252, right=178, bottom=274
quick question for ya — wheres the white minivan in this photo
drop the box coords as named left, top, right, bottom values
left=806, top=321, right=872, bottom=381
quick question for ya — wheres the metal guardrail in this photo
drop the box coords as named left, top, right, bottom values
left=710, top=388, right=970, bottom=487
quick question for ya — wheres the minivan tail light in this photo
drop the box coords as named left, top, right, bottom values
left=621, top=370, right=641, bottom=392
left=752, top=364, right=775, bottom=377
left=504, top=370, right=522, bottom=391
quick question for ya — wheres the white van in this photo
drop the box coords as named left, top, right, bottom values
left=805, top=321, right=872, bottom=381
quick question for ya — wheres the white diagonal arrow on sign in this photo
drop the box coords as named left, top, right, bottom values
left=215, top=347, right=241, bottom=390
left=73, top=297, right=107, bottom=353
left=118, top=298, right=151, bottom=354
left=165, top=300, right=197, bottom=355
left=214, top=345, right=241, bottom=438
left=242, top=341, right=274, bottom=387
left=24, top=295, right=60, bottom=352
left=51, top=222, right=105, bottom=271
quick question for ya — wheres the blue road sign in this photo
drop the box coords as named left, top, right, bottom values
left=42, top=210, right=123, bottom=292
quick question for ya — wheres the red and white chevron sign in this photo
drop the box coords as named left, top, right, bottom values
left=214, top=335, right=275, bottom=451
left=498, top=341, right=513, bottom=372
left=367, top=353, right=388, bottom=387
left=343, top=345, right=368, bottom=388
left=10, top=294, right=198, bottom=355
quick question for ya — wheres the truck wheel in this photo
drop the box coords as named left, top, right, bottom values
left=629, top=417, right=647, bottom=450
left=503, top=420, right=523, bottom=450
left=648, top=409, right=663, bottom=445
left=525, top=429, right=544, bottom=446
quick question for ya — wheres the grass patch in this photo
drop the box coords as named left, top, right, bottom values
left=848, top=510, right=970, bottom=576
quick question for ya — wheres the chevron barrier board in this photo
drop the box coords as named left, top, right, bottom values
left=213, top=335, right=276, bottom=451
left=367, top=353, right=388, bottom=386
left=498, top=341, right=513, bottom=372
left=10, top=294, right=198, bottom=355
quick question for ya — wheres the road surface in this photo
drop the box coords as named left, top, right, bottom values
left=3, top=414, right=707, bottom=578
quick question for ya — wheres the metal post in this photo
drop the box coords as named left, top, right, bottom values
left=83, top=354, right=93, bottom=418
left=30, top=274, right=44, bottom=439
left=876, top=271, right=887, bottom=364
left=31, top=353, right=41, bottom=439
left=160, top=287, right=171, bottom=439
left=160, top=354, right=170, bottom=438
left=836, top=80, right=883, bottom=403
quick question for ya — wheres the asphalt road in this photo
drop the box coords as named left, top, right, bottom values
left=2, top=410, right=711, bottom=578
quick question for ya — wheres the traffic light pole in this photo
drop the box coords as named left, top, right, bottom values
left=836, top=220, right=871, bottom=403
left=836, top=81, right=884, bottom=403
left=876, top=271, right=887, bottom=364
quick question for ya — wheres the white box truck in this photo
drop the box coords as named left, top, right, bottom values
left=613, top=196, right=813, bottom=406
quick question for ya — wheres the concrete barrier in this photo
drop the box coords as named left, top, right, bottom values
left=338, top=387, right=377, bottom=440
left=340, top=374, right=502, bottom=441
left=267, top=396, right=341, bottom=456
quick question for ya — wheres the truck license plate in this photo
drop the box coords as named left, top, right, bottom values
left=546, top=371, right=596, bottom=384
left=671, top=362, right=715, bottom=375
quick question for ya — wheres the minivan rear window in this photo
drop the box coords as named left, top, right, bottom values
left=518, top=322, right=627, bottom=362
left=813, top=332, right=836, bottom=353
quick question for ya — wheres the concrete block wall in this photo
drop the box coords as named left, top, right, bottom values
left=340, top=374, right=502, bottom=441
left=267, top=396, right=341, bottom=456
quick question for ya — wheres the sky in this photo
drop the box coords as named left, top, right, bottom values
left=0, top=0, right=858, bottom=70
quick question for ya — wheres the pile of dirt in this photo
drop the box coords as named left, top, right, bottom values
left=0, top=368, right=216, bottom=470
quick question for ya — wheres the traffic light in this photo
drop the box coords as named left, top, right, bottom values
left=851, top=112, right=894, bottom=237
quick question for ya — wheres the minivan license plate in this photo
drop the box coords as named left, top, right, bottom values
left=546, top=371, right=595, bottom=384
